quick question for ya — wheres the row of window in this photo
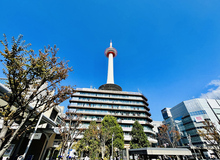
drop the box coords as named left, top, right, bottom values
left=79, top=116, right=149, bottom=122
left=71, top=97, right=144, bottom=105
left=189, top=110, right=207, bottom=116
left=117, top=117, right=149, bottom=122
left=213, top=108, right=220, bottom=114
left=76, top=92, right=143, bottom=100
left=120, top=124, right=152, bottom=131
left=70, top=103, right=145, bottom=110
left=71, top=123, right=151, bottom=130
left=78, top=132, right=154, bottom=137
left=75, top=109, right=147, bottom=116
left=72, top=122, right=152, bottom=131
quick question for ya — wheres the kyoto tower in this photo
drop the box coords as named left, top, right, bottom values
left=99, top=41, right=122, bottom=91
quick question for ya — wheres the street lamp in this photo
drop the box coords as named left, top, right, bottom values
left=187, top=134, right=198, bottom=160
left=19, top=113, right=43, bottom=160
left=112, top=133, right=114, bottom=160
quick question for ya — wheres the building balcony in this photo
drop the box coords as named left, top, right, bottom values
left=69, top=99, right=150, bottom=110
left=117, top=120, right=154, bottom=127
left=124, top=135, right=131, bottom=141
left=121, top=127, right=156, bottom=135
left=67, top=105, right=151, bottom=116
left=74, top=88, right=148, bottom=101
left=65, top=112, right=152, bottom=122
left=71, top=94, right=145, bottom=101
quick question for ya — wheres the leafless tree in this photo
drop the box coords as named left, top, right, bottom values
left=158, top=124, right=181, bottom=148
left=198, top=120, right=220, bottom=158
left=59, top=110, right=84, bottom=160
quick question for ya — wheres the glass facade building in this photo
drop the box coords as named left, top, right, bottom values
left=162, top=98, right=220, bottom=147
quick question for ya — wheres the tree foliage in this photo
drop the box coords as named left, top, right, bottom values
left=158, top=124, right=181, bottom=148
left=198, top=120, right=220, bottom=158
left=130, top=121, right=150, bottom=149
left=101, top=115, right=124, bottom=152
left=77, top=115, right=124, bottom=159
left=99, top=122, right=111, bottom=159
left=77, top=121, right=101, bottom=160
left=0, top=34, right=73, bottom=156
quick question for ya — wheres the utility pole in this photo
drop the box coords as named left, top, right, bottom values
left=112, top=133, right=114, bottom=160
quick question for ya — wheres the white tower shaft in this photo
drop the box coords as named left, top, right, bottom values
left=107, top=53, right=114, bottom=84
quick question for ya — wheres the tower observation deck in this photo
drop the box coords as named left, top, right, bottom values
left=99, top=41, right=122, bottom=91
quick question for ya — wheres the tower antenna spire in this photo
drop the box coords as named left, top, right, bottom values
left=103, top=41, right=117, bottom=84
left=99, top=41, right=122, bottom=91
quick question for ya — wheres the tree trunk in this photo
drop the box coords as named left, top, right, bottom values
left=0, top=116, right=27, bottom=157
left=0, top=119, right=14, bottom=148
left=101, top=146, right=105, bottom=158
left=0, top=125, right=9, bottom=148
left=100, top=140, right=106, bottom=158
left=61, top=146, right=66, bottom=160
left=64, top=143, right=71, bottom=160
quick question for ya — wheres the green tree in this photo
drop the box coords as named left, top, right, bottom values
left=130, top=121, right=150, bottom=149
left=77, top=116, right=124, bottom=159
left=0, top=35, right=73, bottom=157
left=101, top=115, right=124, bottom=157
left=78, top=121, right=100, bottom=160
left=99, top=123, right=111, bottom=158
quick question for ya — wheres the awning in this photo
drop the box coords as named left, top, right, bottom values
left=42, top=114, right=57, bottom=127
left=129, top=147, right=192, bottom=156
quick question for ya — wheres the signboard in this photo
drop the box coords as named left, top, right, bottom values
left=195, top=116, right=204, bottom=122
left=28, top=133, right=42, bottom=140
left=3, top=144, right=15, bottom=157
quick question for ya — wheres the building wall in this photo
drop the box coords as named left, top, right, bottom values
left=67, top=88, right=157, bottom=146
left=152, top=121, right=163, bottom=133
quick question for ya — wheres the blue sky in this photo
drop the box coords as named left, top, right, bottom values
left=1, top=0, right=220, bottom=121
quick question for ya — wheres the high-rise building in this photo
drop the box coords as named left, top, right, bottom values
left=161, top=98, right=220, bottom=158
left=67, top=42, right=157, bottom=147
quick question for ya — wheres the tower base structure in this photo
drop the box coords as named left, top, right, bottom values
left=99, top=83, right=122, bottom=91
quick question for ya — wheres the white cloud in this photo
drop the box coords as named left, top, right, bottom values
left=200, top=79, right=220, bottom=99
left=208, top=80, right=220, bottom=86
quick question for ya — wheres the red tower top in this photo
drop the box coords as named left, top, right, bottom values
left=104, top=41, right=117, bottom=58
